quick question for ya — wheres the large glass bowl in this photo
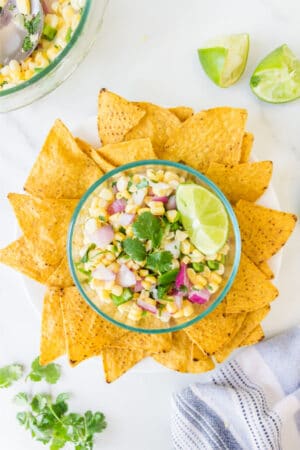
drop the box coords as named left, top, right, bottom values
left=0, top=0, right=109, bottom=112
left=67, top=160, right=241, bottom=334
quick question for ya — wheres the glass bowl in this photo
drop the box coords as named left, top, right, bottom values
left=67, top=160, right=241, bottom=334
left=0, top=0, right=109, bottom=112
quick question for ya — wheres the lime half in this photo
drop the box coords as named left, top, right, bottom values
left=250, top=44, right=300, bottom=103
left=198, top=33, right=249, bottom=87
left=176, top=184, right=229, bottom=255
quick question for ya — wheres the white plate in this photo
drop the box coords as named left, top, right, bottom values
left=21, top=117, right=282, bottom=372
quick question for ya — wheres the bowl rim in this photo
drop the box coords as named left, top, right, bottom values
left=0, top=0, right=92, bottom=97
left=67, top=159, right=241, bottom=334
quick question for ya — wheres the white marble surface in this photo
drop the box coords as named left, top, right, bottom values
left=0, top=0, right=300, bottom=448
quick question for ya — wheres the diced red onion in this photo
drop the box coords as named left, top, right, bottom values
left=175, top=263, right=190, bottom=290
left=41, top=0, right=53, bottom=13
left=134, top=280, right=143, bottom=292
left=152, top=196, right=169, bottom=203
left=137, top=298, right=157, bottom=314
left=166, top=195, right=177, bottom=210
left=92, top=265, right=116, bottom=281
left=90, top=225, right=114, bottom=248
left=116, top=264, right=136, bottom=287
left=188, top=289, right=210, bottom=304
left=118, top=213, right=135, bottom=226
left=107, top=199, right=126, bottom=215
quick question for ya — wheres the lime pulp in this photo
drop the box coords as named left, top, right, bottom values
left=250, top=44, right=300, bottom=103
left=176, top=184, right=229, bottom=255
left=198, top=33, right=249, bottom=88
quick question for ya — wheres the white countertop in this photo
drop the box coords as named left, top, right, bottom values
left=1, top=0, right=300, bottom=448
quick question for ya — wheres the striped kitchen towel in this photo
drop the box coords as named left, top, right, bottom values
left=172, top=327, right=300, bottom=450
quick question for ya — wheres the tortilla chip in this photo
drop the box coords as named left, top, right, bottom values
left=239, top=325, right=264, bottom=347
left=75, top=137, right=115, bottom=173
left=8, top=194, right=78, bottom=270
left=0, top=236, right=54, bottom=283
left=185, top=302, right=246, bottom=355
left=40, top=288, right=66, bottom=365
left=97, top=89, right=145, bottom=145
left=257, top=261, right=274, bottom=280
left=168, top=106, right=194, bottom=122
left=215, top=307, right=269, bottom=362
left=125, top=102, right=181, bottom=153
left=206, top=161, right=273, bottom=203
left=153, top=331, right=193, bottom=372
left=24, top=119, right=103, bottom=199
left=161, top=107, right=247, bottom=171
left=235, top=200, right=297, bottom=264
left=60, top=287, right=125, bottom=366
left=110, top=331, right=171, bottom=353
left=226, top=253, right=278, bottom=314
left=46, top=256, right=74, bottom=287
left=188, top=343, right=215, bottom=373
left=102, top=347, right=146, bottom=383
left=240, top=132, right=254, bottom=163
left=97, top=138, right=157, bottom=167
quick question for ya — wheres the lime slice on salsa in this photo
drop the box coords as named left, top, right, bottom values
left=176, top=184, right=229, bottom=255
left=198, top=33, right=249, bottom=87
left=250, top=44, right=300, bottom=103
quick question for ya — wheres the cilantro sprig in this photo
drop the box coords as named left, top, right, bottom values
left=123, top=238, right=146, bottom=261
left=0, top=363, right=23, bottom=389
left=27, top=357, right=61, bottom=384
left=132, top=211, right=163, bottom=248
left=16, top=392, right=106, bottom=449
left=146, top=251, right=173, bottom=274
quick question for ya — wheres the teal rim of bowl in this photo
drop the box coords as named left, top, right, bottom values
left=0, top=0, right=92, bottom=97
left=67, top=159, right=241, bottom=334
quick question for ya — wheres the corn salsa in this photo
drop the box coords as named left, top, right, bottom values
left=0, top=0, right=85, bottom=90
left=73, top=168, right=230, bottom=323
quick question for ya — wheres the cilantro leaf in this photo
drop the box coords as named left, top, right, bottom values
left=146, top=251, right=173, bottom=274
left=111, top=287, right=133, bottom=306
left=24, top=12, right=41, bottom=35
left=22, top=36, right=33, bottom=52
left=123, top=238, right=146, bottom=261
left=81, top=243, right=96, bottom=263
left=133, top=211, right=163, bottom=248
left=28, top=357, right=61, bottom=384
left=14, top=392, right=29, bottom=406
left=0, top=363, right=23, bottom=388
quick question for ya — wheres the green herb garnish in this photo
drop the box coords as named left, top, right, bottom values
left=0, top=363, right=23, bottom=389
left=158, top=269, right=179, bottom=285
left=220, top=254, right=226, bottom=265
left=207, top=260, right=219, bottom=271
left=192, top=262, right=205, bottom=273
left=111, top=287, right=133, bottom=306
left=22, top=36, right=33, bottom=52
left=119, top=226, right=126, bottom=235
left=42, top=23, right=57, bottom=41
left=157, top=284, right=171, bottom=299
left=98, top=215, right=106, bottom=222
left=27, top=357, right=60, bottom=384
left=146, top=251, right=173, bottom=274
left=16, top=392, right=106, bottom=449
left=0, top=80, right=8, bottom=87
left=34, top=67, right=43, bottom=73
left=123, top=238, right=146, bottom=262
left=133, top=211, right=163, bottom=248
left=65, top=26, right=72, bottom=43
left=81, top=243, right=96, bottom=263
left=24, top=12, right=41, bottom=35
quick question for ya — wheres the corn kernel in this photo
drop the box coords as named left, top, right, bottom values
left=139, top=269, right=149, bottom=277
left=45, top=13, right=59, bottom=28
left=146, top=169, right=158, bottom=181
left=108, top=262, right=120, bottom=273
left=115, top=232, right=126, bottom=241
left=173, top=309, right=184, bottom=319
left=118, top=301, right=133, bottom=314
left=127, top=260, right=139, bottom=270
left=210, top=273, right=222, bottom=284
left=216, top=264, right=225, bottom=276
left=156, top=170, right=164, bottom=181
left=116, top=190, right=130, bottom=200
left=99, top=187, right=113, bottom=201
left=181, top=240, right=191, bottom=255
left=125, top=203, right=138, bottom=214
left=105, top=252, right=116, bottom=262
left=99, top=290, right=111, bottom=304
left=141, top=280, right=152, bottom=290
left=166, top=210, right=178, bottom=223
left=207, top=282, right=219, bottom=294
left=145, top=275, right=156, bottom=284
left=104, top=280, right=115, bottom=290
left=128, top=304, right=143, bottom=321
left=175, top=230, right=188, bottom=241
left=183, top=301, right=194, bottom=317
left=190, top=249, right=205, bottom=262
left=171, top=259, right=180, bottom=269
left=220, top=244, right=230, bottom=255
left=149, top=201, right=165, bottom=216
left=166, top=302, right=178, bottom=314
left=111, top=285, right=123, bottom=296
left=126, top=226, right=134, bottom=237
left=164, top=171, right=179, bottom=182
left=138, top=207, right=151, bottom=215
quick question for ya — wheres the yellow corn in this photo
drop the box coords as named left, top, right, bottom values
left=145, top=275, right=156, bottom=284
left=164, top=171, right=179, bottom=182
left=166, top=302, right=178, bottom=314
left=183, top=301, right=194, bottom=317
left=126, top=226, right=134, bottom=237
left=111, top=285, right=123, bottom=296
left=173, top=309, right=184, bottom=319
left=209, top=273, right=223, bottom=284
left=181, top=256, right=191, bottom=265
left=132, top=174, right=141, bottom=183
left=175, top=230, right=188, bottom=241
left=207, top=282, right=219, bottom=294
left=128, top=304, right=143, bottom=321
left=99, top=290, right=111, bottom=304
left=125, top=203, right=138, bottom=214
left=116, top=190, right=130, bottom=200
left=139, top=269, right=149, bottom=277
left=149, top=201, right=165, bottom=216
left=166, top=210, right=178, bottom=223
left=138, top=207, right=151, bottom=215
left=146, top=169, right=159, bottom=182
left=141, top=280, right=152, bottom=290
left=108, top=262, right=120, bottom=273
left=181, top=240, right=191, bottom=255
left=115, top=232, right=126, bottom=241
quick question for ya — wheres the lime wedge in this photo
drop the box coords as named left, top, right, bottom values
left=250, top=44, right=300, bottom=103
left=198, top=33, right=249, bottom=87
left=176, top=184, right=229, bottom=255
